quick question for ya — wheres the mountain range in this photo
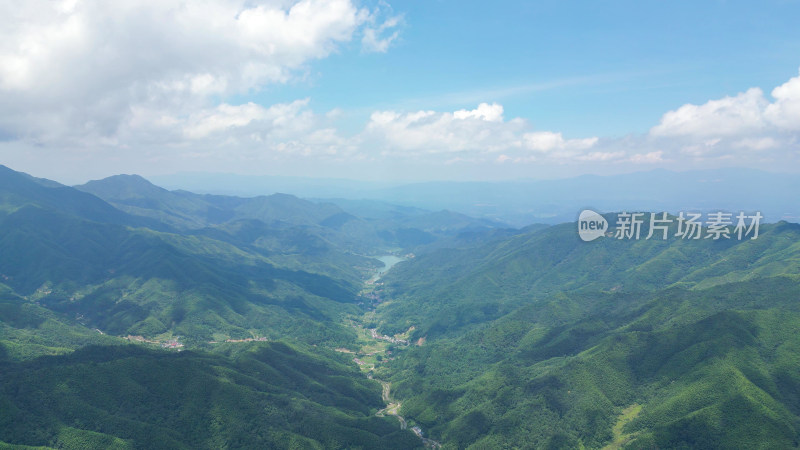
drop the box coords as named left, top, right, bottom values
left=149, top=168, right=800, bottom=226
left=1, top=164, right=800, bottom=448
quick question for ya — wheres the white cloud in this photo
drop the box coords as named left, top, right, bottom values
left=733, top=137, right=779, bottom=151
left=183, top=103, right=268, bottom=139
left=628, top=151, right=664, bottom=164
left=765, top=71, right=800, bottom=130
left=523, top=131, right=598, bottom=153
left=2, top=0, right=799, bottom=181
left=362, top=12, right=403, bottom=53
left=453, top=102, right=504, bottom=122
left=364, top=104, right=516, bottom=154
left=576, top=151, right=625, bottom=162
left=361, top=102, right=601, bottom=164
left=181, top=100, right=317, bottom=140
left=0, top=0, right=382, bottom=142
left=650, top=87, right=767, bottom=138
left=652, top=69, right=800, bottom=139
left=644, top=69, right=800, bottom=166
left=111, top=98, right=350, bottom=164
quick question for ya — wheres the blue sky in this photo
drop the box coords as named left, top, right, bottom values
left=266, top=0, right=800, bottom=136
left=1, top=0, right=800, bottom=182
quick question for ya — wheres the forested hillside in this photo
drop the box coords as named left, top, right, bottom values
left=0, top=343, right=422, bottom=449
left=373, top=220, right=800, bottom=448
left=3, top=165, right=800, bottom=449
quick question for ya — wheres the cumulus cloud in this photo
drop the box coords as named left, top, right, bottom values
left=651, top=69, right=800, bottom=141
left=1, top=1, right=799, bottom=180
left=453, top=102, right=504, bottom=121
left=0, top=0, right=604, bottom=171
left=645, top=69, right=800, bottom=165
left=650, top=88, right=768, bottom=138
left=0, top=0, right=379, bottom=142
left=361, top=102, right=602, bottom=161
left=764, top=72, right=800, bottom=130
left=364, top=103, right=519, bottom=154
left=523, top=131, right=598, bottom=153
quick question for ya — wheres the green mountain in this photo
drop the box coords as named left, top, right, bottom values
left=77, top=174, right=235, bottom=229
left=0, top=166, right=428, bottom=448
left=370, top=220, right=800, bottom=448
left=77, top=174, right=510, bottom=254
left=0, top=285, right=123, bottom=361
left=0, top=166, right=163, bottom=230
left=0, top=343, right=422, bottom=449
left=376, top=218, right=800, bottom=337
left=5, top=164, right=800, bottom=449
left=0, top=204, right=368, bottom=346
left=0, top=167, right=381, bottom=346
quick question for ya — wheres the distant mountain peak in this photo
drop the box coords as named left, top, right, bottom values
left=77, top=174, right=168, bottom=199
left=103, top=173, right=152, bottom=183
left=83, top=173, right=160, bottom=188
left=266, top=192, right=302, bottom=201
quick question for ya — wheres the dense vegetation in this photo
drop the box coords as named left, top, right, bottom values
left=0, top=165, right=503, bottom=449
left=76, top=174, right=506, bottom=254
left=374, top=220, right=800, bottom=448
left=0, top=343, right=422, bottom=449
left=3, top=164, right=800, bottom=448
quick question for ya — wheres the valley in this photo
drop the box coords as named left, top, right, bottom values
left=2, top=165, right=800, bottom=449
left=340, top=253, right=442, bottom=448
left=4, top=2, right=799, bottom=448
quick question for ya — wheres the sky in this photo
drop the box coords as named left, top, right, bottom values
left=1, top=0, right=800, bottom=184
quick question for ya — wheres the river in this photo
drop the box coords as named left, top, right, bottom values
left=365, top=255, right=441, bottom=448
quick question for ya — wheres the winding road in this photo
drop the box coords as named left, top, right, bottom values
left=365, top=255, right=442, bottom=448
left=375, top=380, right=440, bottom=448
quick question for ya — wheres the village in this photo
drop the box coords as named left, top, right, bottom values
left=208, top=337, right=269, bottom=344
left=125, top=335, right=184, bottom=350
